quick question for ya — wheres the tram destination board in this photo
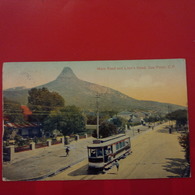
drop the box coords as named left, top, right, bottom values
left=2, top=59, right=190, bottom=181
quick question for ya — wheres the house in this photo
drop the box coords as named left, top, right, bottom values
left=117, top=111, right=151, bottom=125
left=117, top=111, right=132, bottom=120
left=4, top=122, right=42, bottom=138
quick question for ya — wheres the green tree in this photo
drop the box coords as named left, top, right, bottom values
left=178, top=132, right=190, bottom=163
left=3, top=98, right=24, bottom=123
left=101, top=110, right=118, bottom=118
left=111, top=117, right=127, bottom=128
left=28, top=87, right=65, bottom=122
left=166, top=109, right=188, bottom=126
left=92, top=122, right=117, bottom=138
left=43, top=105, right=86, bottom=136
left=144, top=115, right=160, bottom=123
left=86, top=115, right=98, bottom=125
left=86, top=114, right=110, bottom=125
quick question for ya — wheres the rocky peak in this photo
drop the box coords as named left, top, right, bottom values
left=56, top=67, right=78, bottom=81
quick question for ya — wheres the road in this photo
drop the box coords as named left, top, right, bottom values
left=2, top=123, right=150, bottom=181
left=45, top=123, right=187, bottom=180
left=3, top=137, right=94, bottom=181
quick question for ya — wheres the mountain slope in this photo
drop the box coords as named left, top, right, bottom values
left=3, top=67, right=185, bottom=113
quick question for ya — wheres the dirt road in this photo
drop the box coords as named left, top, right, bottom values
left=45, top=123, right=187, bottom=180
left=2, top=123, right=149, bottom=181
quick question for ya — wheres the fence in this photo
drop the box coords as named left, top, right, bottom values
left=3, top=134, right=92, bottom=162
left=79, top=135, right=87, bottom=139
left=15, top=145, right=31, bottom=153
left=3, top=136, right=65, bottom=162
left=51, top=139, right=62, bottom=145
left=3, top=147, right=10, bottom=161
left=69, top=133, right=92, bottom=141
left=69, top=135, right=77, bottom=142
left=35, top=142, right=48, bottom=149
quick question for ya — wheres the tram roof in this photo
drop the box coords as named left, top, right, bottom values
left=88, top=134, right=130, bottom=148
left=93, top=133, right=126, bottom=143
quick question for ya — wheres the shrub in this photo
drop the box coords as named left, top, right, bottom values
left=178, top=132, right=190, bottom=163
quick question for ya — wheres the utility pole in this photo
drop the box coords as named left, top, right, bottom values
left=96, top=94, right=100, bottom=139
left=168, top=105, right=172, bottom=127
left=167, top=105, right=170, bottom=127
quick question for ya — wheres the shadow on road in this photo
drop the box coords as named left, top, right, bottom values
left=68, top=165, right=102, bottom=176
left=163, top=158, right=188, bottom=178
left=157, top=128, right=169, bottom=134
left=157, top=128, right=178, bottom=134
left=107, top=172, right=117, bottom=175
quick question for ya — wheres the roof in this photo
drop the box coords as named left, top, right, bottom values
left=93, top=134, right=126, bottom=143
left=21, top=105, right=32, bottom=115
left=4, top=122, right=41, bottom=128
left=88, top=134, right=130, bottom=148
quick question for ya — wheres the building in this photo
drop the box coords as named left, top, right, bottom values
left=4, top=122, right=42, bottom=138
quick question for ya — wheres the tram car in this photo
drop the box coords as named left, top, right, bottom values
left=87, top=134, right=131, bottom=171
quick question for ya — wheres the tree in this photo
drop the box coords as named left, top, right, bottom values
left=101, top=110, right=118, bottom=118
left=92, top=122, right=117, bottom=138
left=144, top=114, right=162, bottom=123
left=43, top=105, right=86, bottom=136
left=86, top=115, right=98, bottom=125
left=111, top=117, right=127, bottom=128
left=178, top=132, right=190, bottom=163
left=166, top=109, right=188, bottom=126
left=28, top=87, right=65, bottom=122
left=86, top=114, right=110, bottom=125
left=3, top=98, right=24, bottom=123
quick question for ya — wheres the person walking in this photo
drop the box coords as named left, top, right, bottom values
left=113, top=160, right=119, bottom=172
left=66, top=147, right=70, bottom=156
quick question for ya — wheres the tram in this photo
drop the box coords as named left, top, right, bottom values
left=87, top=134, right=131, bottom=171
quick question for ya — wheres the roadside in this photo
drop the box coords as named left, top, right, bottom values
left=2, top=122, right=179, bottom=181
left=45, top=122, right=188, bottom=180
left=3, top=137, right=93, bottom=181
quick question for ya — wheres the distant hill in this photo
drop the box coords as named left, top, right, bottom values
left=4, top=86, right=27, bottom=91
left=3, top=67, right=185, bottom=113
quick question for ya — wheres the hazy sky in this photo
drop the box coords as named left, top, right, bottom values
left=3, top=59, right=188, bottom=106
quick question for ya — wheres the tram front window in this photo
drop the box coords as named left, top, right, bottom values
left=89, top=148, right=103, bottom=157
left=90, top=149, right=96, bottom=157
left=97, top=148, right=103, bottom=157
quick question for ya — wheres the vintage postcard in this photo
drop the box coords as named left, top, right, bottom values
left=2, top=59, right=190, bottom=181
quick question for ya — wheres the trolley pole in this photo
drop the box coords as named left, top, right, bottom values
left=96, top=94, right=100, bottom=139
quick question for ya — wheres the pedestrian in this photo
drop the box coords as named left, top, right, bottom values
left=66, top=147, right=70, bottom=156
left=113, top=160, right=119, bottom=172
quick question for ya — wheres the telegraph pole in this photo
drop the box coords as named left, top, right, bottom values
left=168, top=105, right=171, bottom=127
left=96, top=93, right=100, bottom=139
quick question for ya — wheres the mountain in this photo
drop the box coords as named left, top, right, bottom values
left=3, top=67, right=185, bottom=113
left=4, top=86, right=27, bottom=91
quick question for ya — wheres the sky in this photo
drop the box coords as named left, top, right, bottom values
left=3, top=59, right=188, bottom=106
